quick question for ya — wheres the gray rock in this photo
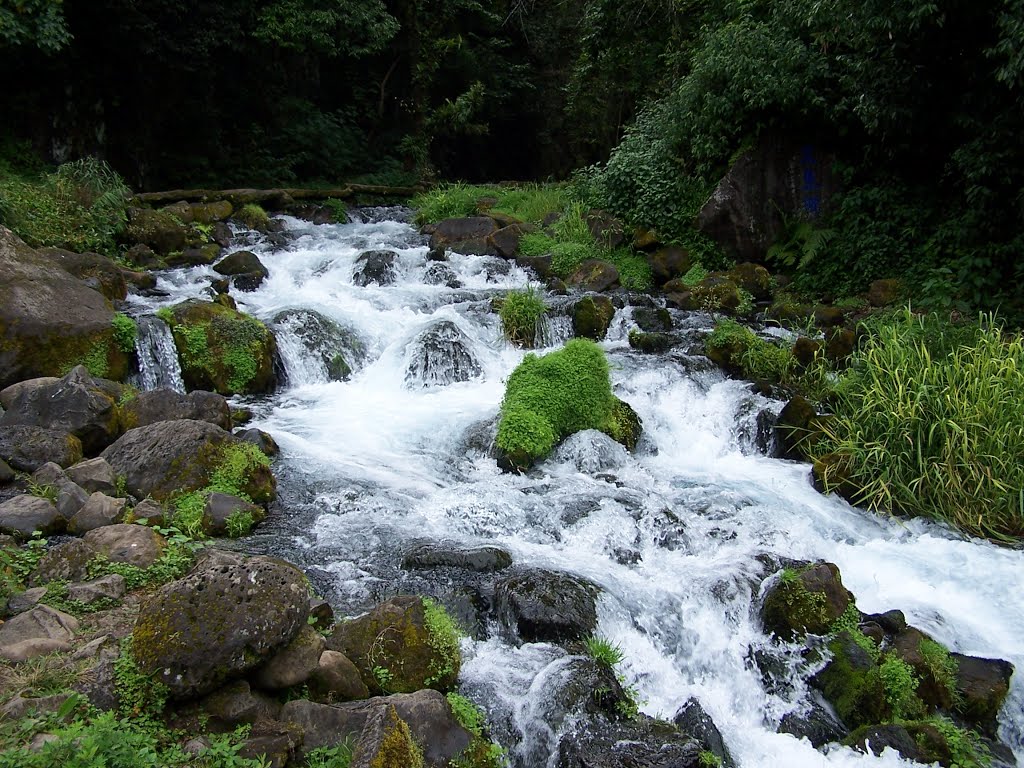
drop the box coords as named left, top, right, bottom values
left=53, top=478, right=90, bottom=520
left=352, top=250, right=399, bottom=287
left=66, top=574, right=126, bottom=604
left=238, top=722, right=301, bottom=768
left=120, top=389, right=232, bottom=431
left=567, top=260, right=620, bottom=293
left=130, top=499, right=168, bottom=527
left=66, top=457, right=118, bottom=494
left=203, top=492, right=265, bottom=537
left=309, top=650, right=369, bottom=702
left=351, top=704, right=420, bottom=768
left=6, top=587, right=46, bottom=615
left=0, top=426, right=82, bottom=472
left=674, top=698, right=735, bottom=768
left=236, top=428, right=280, bottom=457
left=0, top=378, right=58, bottom=411
left=0, top=366, right=122, bottom=454
left=0, top=605, right=78, bottom=646
left=30, top=538, right=96, bottom=585
left=253, top=625, right=325, bottom=690
left=494, top=569, right=599, bottom=643
left=0, top=495, right=64, bottom=538
left=132, top=553, right=309, bottom=698
left=281, top=690, right=471, bottom=765
left=69, top=492, right=127, bottom=534
left=558, top=716, right=701, bottom=768
left=83, top=524, right=165, bottom=568
left=0, top=638, right=72, bottom=662
left=402, top=542, right=512, bottom=573
left=404, top=320, right=482, bottom=388
left=71, top=635, right=113, bottom=660
left=73, top=652, right=119, bottom=711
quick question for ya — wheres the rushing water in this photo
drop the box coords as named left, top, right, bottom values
left=127, top=211, right=1023, bottom=768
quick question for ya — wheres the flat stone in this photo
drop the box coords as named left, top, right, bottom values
left=69, top=492, right=127, bottom=534
left=83, top=524, right=164, bottom=568
left=6, top=587, right=46, bottom=615
left=66, top=458, right=118, bottom=495
left=66, top=574, right=126, bottom=604
left=0, top=638, right=72, bottom=662
left=0, top=495, right=64, bottom=538
left=0, top=605, right=78, bottom=646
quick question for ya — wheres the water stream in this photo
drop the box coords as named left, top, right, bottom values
left=125, top=210, right=1024, bottom=768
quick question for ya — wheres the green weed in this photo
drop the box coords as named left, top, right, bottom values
left=499, top=287, right=546, bottom=348
left=423, top=598, right=462, bottom=690
left=584, top=635, right=625, bottom=669
left=236, top=204, right=269, bottom=231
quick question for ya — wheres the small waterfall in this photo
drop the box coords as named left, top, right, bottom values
left=404, top=320, right=482, bottom=388
left=134, top=316, right=185, bottom=393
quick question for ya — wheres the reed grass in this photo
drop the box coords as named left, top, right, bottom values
left=811, top=309, right=1024, bottom=541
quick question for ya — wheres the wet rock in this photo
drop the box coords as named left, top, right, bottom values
left=132, top=553, right=309, bottom=698
left=69, top=492, right=127, bottom=534
left=423, top=262, right=461, bottom=288
left=214, top=250, right=269, bottom=292
left=489, top=225, right=523, bottom=258
left=66, top=574, right=126, bottom=604
left=605, top=398, right=643, bottom=452
left=203, top=492, right=265, bottom=537
left=124, top=207, right=189, bottom=255
left=646, top=246, right=691, bottom=286
left=404, top=320, right=482, bottom=388
left=673, top=698, right=735, bottom=768
left=326, top=595, right=459, bottom=695
left=428, top=217, right=498, bottom=252
left=281, top=689, right=471, bottom=765
left=29, top=538, right=97, bottom=585
left=494, top=569, right=599, bottom=643
left=236, top=428, right=280, bottom=457
left=119, top=389, right=232, bottom=431
left=65, top=457, right=118, bottom=495
left=760, top=562, right=852, bottom=640
left=272, top=308, right=364, bottom=382
left=309, top=650, right=370, bottom=702
left=101, top=419, right=275, bottom=503
left=811, top=630, right=887, bottom=728
left=567, top=259, right=620, bottom=293
left=123, top=243, right=162, bottom=269
left=728, top=262, right=773, bottom=300
left=0, top=495, right=64, bottom=538
left=628, top=330, right=673, bottom=353
left=0, top=426, right=83, bottom=472
left=632, top=307, right=672, bottom=333
left=558, top=715, right=701, bottom=768
left=83, top=524, right=165, bottom=568
left=253, top=625, right=326, bottom=690
left=951, top=653, right=1014, bottom=736
left=402, top=542, right=512, bottom=572
left=778, top=700, right=847, bottom=747
left=353, top=250, right=399, bottom=287
left=571, top=295, right=615, bottom=340
left=774, top=395, right=819, bottom=461
left=552, top=430, right=629, bottom=473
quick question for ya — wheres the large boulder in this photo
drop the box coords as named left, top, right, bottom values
left=404, top=320, right=482, bottom=388
left=326, top=596, right=460, bottom=695
left=646, top=246, right=691, bottom=285
left=163, top=301, right=277, bottom=396
left=272, top=309, right=364, bottom=383
left=698, top=136, right=838, bottom=263
left=131, top=552, right=310, bottom=698
left=951, top=654, right=1014, bottom=736
left=119, top=388, right=232, bottom=431
left=38, top=249, right=129, bottom=302
left=100, top=419, right=275, bottom=502
left=571, top=295, right=615, bottom=341
left=494, top=569, right=599, bottom=643
left=213, top=250, right=269, bottom=292
left=0, top=365, right=122, bottom=455
left=428, top=217, right=499, bottom=253
left=0, top=228, right=131, bottom=388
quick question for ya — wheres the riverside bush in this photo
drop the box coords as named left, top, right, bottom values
left=496, top=339, right=615, bottom=468
left=811, top=310, right=1024, bottom=541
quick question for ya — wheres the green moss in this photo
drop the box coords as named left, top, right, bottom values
left=446, top=693, right=505, bottom=768
left=366, top=706, right=424, bottom=768
left=762, top=567, right=832, bottom=639
left=496, top=339, right=615, bottom=469
left=830, top=604, right=880, bottom=662
left=878, top=656, right=925, bottom=720
left=681, top=263, right=709, bottom=287
left=236, top=203, right=270, bottom=231
left=918, top=638, right=962, bottom=709
left=114, top=636, right=169, bottom=719
left=499, top=287, right=547, bottom=348
left=111, top=313, right=137, bottom=354
left=698, top=751, right=723, bottom=768
left=423, top=598, right=462, bottom=690
left=607, top=247, right=653, bottom=291
left=705, top=319, right=795, bottom=383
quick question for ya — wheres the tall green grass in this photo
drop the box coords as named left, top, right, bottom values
left=0, top=157, right=131, bottom=255
left=411, top=182, right=567, bottom=226
left=811, top=309, right=1024, bottom=541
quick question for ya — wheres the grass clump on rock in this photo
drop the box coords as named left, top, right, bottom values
left=499, top=287, right=546, bottom=348
left=236, top=203, right=270, bottom=231
left=496, top=339, right=619, bottom=470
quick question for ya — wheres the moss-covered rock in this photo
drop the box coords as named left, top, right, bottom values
left=628, top=330, right=673, bottom=353
left=352, top=704, right=425, bottom=768
left=165, top=300, right=277, bottom=395
left=0, top=228, right=131, bottom=388
left=571, top=295, right=615, bottom=340
left=495, top=339, right=615, bottom=470
left=728, top=262, right=773, bottom=300
left=131, top=551, right=309, bottom=698
left=603, top=397, right=643, bottom=451
left=646, top=245, right=691, bottom=285
left=761, top=562, right=852, bottom=640
left=326, top=596, right=461, bottom=696
left=123, top=207, right=189, bottom=255
left=811, top=631, right=888, bottom=728
left=775, top=395, right=820, bottom=460
left=867, top=278, right=902, bottom=307
left=566, top=259, right=620, bottom=292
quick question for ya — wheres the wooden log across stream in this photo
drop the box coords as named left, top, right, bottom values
left=133, top=184, right=425, bottom=207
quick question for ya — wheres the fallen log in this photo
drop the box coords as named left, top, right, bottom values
left=133, top=184, right=425, bottom=207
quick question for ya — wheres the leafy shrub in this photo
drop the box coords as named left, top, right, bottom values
left=499, top=287, right=546, bottom=347
left=496, top=339, right=615, bottom=468
left=111, top=313, right=137, bottom=354
left=811, top=310, right=1024, bottom=540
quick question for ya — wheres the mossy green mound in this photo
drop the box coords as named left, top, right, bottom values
left=164, top=300, right=276, bottom=395
left=497, top=339, right=638, bottom=470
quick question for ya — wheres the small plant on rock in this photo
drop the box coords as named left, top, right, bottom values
left=585, top=635, right=625, bottom=669
left=237, top=203, right=270, bottom=231
left=499, top=287, right=546, bottom=348
left=423, top=598, right=462, bottom=690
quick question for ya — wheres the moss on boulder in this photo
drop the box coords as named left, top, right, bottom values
left=496, top=339, right=620, bottom=470
left=326, top=596, right=461, bottom=696
left=761, top=562, right=852, bottom=640
left=165, top=300, right=277, bottom=395
left=571, top=295, right=615, bottom=341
